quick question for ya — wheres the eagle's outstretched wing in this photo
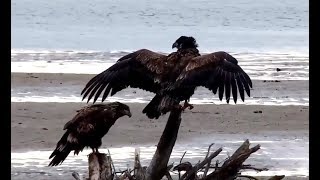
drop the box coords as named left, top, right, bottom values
left=81, top=49, right=168, bottom=103
left=171, top=51, right=252, bottom=103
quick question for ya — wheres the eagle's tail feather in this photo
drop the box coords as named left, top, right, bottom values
left=48, top=131, right=73, bottom=166
left=143, top=94, right=163, bottom=119
left=159, top=95, right=180, bottom=114
left=143, top=94, right=179, bottom=119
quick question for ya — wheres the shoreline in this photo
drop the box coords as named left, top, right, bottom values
left=11, top=73, right=309, bottom=179
left=11, top=102, right=309, bottom=152
left=11, top=72, right=309, bottom=105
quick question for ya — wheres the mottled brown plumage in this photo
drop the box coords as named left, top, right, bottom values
left=81, top=49, right=180, bottom=103
left=164, top=50, right=252, bottom=105
left=81, top=37, right=200, bottom=119
left=48, top=102, right=131, bottom=166
left=81, top=36, right=252, bottom=119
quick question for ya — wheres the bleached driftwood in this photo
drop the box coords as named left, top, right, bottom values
left=173, top=139, right=285, bottom=180
left=134, top=148, right=146, bottom=180
left=87, top=153, right=113, bottom=180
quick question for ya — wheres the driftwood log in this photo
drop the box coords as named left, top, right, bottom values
left=145, top=107, right=183, bottom=180
left=89, top=153, right=113, bottom=180
left=71, top=107, right=285, bottom=180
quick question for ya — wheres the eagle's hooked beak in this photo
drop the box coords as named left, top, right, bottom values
left=172, top=42, right=178, bottom=49
left=123, top=110, right=132, bottom=117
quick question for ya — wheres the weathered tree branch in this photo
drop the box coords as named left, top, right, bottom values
left=202, top=140, right=261, bottom=180
left=71, top=139, right=285, bottom=180
left=107, top=149, right=116, bottom=177
left=268, top=175, right=286, bottom=180
left=134, top=148, right=146, bottom=180
left=165, top=164, right=174, bottom=180
left=203, top=143, right=215, bottom=177
left=88, top=153, right=101, bottom=180
left=237, top=175, right=259, bottom=180
left=145, top=107, right=183, bottom=180
left=99, top=155, right=113, bottom=180
left=241, top=164, right=268, bottom=172
left=178, top=151, right=187, bottom=179
left=181, top=148, right=222, bottom=180
left=70, top=110, right=285, bottom=180
left=72, top=171, right=81, bottom=180
left=88, top=153, right=113, bottom=180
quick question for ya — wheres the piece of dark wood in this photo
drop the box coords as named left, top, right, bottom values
left=88, top=152, right=113, bottom=180
left=72, top=171, right=81, bottom=180
left=203, top=143, right=215, bottom=177
left=203, top=140, right=261, bottom=180
left=134, top=148, right=146, bottom=180
left=145, top=107, right=183, bottom=180
left=182, top=148, right=222, bottom=180
left=88, top=153, right=101, bottom=180
left=268, top=175, right=285, bottom=180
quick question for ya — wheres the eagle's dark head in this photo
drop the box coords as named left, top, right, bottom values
left=172, top=36, right=198, bottom=50
left=109, top=102, right=132, bottom=118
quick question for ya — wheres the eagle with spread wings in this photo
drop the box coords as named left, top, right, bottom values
left=81, top=36, right=252, bottom=119
left=48, top=102, right=132, bottom=166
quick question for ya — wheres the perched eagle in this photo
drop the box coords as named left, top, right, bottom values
left=48, top=102, right=132, bottom=166
left=81, top=36, right=252, bottom=119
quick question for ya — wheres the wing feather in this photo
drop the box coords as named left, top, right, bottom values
left=218, top=71, right=225, bottom=101
left=102, top=84, right=113, bottom=102
left=81, top=49, right=168, bottom=103
left=240, top=73, right=251, bottom=97
left=82, top=73, right=106, bottom=101
left=93, top=82, right=108, bottom=103
left=225, top=72, right=231, bottom=103
left=210, top=67, right=222, bottom=94
left=230, top=74, right=238, bottom=104
left=172, top=51, right=252, bottom=103
left=235, top=73, right=245, bottom=102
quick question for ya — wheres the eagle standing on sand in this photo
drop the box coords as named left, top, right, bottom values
left=81, top=36, right=252, bottom=119
left=48, top=102, right=132, bottom=166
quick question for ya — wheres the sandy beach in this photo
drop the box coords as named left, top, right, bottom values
left=11, top=72, right=309, bottom=179
left=12, top=0, right=309, bottom=177
left=11, top=102, right=309, bottom=179
left=11, top=72, right=309, bottom=151
left=11, top=102, right=308, bottom=151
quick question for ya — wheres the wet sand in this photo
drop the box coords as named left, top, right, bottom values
left=11, top=72, right=309, bottom=179
left=11, top=102, right=308, bottom=151
left=11, top=72, right=309, bottom=105
left=11, top=102, right=309, bottom=179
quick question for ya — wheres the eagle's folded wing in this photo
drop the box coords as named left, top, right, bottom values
left=63, top=106, right=100, bottom=132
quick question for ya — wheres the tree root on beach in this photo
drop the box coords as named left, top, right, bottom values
left=71, top=140, right=284, bottom=180
left=71, top=108, right=285, bottom=180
